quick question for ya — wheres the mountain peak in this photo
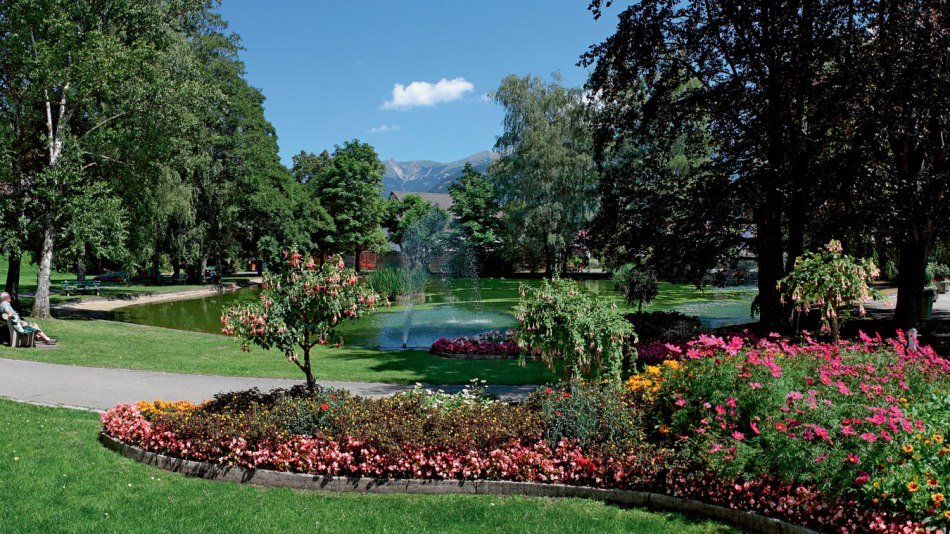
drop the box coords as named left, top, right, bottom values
left=383, top=150, right=498, bottom=195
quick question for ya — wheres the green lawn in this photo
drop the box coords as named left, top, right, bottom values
left=0, top=400, right=732, bottom=533
left=0, top=318, right=557, bottom=385
left=1, top=255, right=247, bottom=306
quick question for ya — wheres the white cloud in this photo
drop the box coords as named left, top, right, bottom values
left=368, top=124, right=401, bottom=133
left=382, top=77, right=474, bottom=110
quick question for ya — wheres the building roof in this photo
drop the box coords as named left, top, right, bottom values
left=389, top=191, right=453, bottom=211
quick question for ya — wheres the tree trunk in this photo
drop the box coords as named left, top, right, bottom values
left=199, top=256, right=208, bottom=282
left=354, top=247, right=362, bottom=274
left=755, top=192, right=787, bottom=332
left=829, top=312, right=840, bottom=343
left=5, top=253, right=21, bottom=302
left=32, top=216, right=55, bottom=319
left=76, top=248, right=86, bottom=281
left=172, top=258, right=181, bottom=279
left=894, top=230, right=930, bottom=329
left=150, top=255, right=160, bottom=283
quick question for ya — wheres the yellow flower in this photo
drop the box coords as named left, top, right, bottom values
left=934, top=433, right=944, bottom=444
left=902, top=443, right=914, bottom=454
left=645, top=365, right=662, bottom=376
left=659, top=425, right=671, bottom=434
left=907, top=481, right=920, bottom=493
left=932, top=493, right=944, bottom=504
left=662, top=359, right=680, bottom=370
left=944, top=510, right=950, bottom=520
left=899, top=397, right=907, bottom=404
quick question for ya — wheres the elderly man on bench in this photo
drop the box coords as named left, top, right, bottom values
left=1, top=292, right=56, bottom=346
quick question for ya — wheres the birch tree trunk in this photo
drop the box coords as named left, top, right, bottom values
left=32, top=86, right=67, bottom=319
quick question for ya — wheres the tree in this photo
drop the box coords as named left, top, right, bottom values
left=612, top=264, right=659, bottom=313
left=293, top=141, right=388, bottom=270
left=448, top=163, right=503, bottom=273
left=861, top=0, right=949, bottom=328
left=583, top=1, right=867, bottom=330
left=221, top=251, right=380, bottom=391
left=779, top=240, right=878, bottom=341
left=383, top=193, right=433, bottom=247
left=490, top=74, right=598, bottom=276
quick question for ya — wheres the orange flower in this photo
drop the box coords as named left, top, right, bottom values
left=902, top=443, right=914, bottom=454
left=934, top=433, right=944, bottom=444
left=907, top=481, right=920, bottom=493
left=944, top=510, right=950, bottom=520
left=931, top=493, right=944, bottom=504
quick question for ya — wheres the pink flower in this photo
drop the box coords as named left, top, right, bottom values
left=859, top=432, right=878, bottom=443
left=748, top=382, right=762, bottom=389
left=731, top=431, right=745, bottom=441
left=750, top=422, right=760, bottom=435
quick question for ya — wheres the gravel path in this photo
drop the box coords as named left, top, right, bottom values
left=0, top=358, right=537, bottom=411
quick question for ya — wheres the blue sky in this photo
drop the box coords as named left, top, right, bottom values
left=216, top=0, right=618, bottom=164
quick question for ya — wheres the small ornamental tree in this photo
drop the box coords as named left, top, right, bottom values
left=612, top=264, right=659, bottom=312
left=517, top=277, right=635, bottom=382
left=222, top=251, right=381, bottom=391
left=779, top=240, right=879, bottom=341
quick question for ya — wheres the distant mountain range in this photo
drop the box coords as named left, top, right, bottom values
left=382, top=150, right=498, bottom=195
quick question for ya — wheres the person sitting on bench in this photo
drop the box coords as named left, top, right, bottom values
left=0, top=292, right=56, bottom=345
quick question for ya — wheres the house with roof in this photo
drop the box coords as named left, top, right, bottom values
left=388, top=191, right=454, bottom=212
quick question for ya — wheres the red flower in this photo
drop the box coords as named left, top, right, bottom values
left=320, top=403, right=329, bottom=411
left=544, top=387, right=553, bottom=394
left=562, top=392, right=570, bottom=399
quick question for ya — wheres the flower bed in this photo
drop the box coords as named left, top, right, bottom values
left=101, top=333, right=948, bottom=532
left=430, top=331, right=520, bottom=359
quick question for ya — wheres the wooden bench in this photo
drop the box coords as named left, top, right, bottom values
left=61, top=280, right=102, bottom=296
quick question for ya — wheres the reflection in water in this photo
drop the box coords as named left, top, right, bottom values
left=109, top=279, right=758, bottom=349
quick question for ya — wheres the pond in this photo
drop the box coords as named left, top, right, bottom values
left=110, top=278, right=758, bottom=350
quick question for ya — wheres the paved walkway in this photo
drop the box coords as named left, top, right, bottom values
left=0, top=358, right=536, bottom=411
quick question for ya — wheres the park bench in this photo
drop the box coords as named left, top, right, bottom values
left=5, top=317, right=36, bottom=348
left=61, top=280, right=102, bottom=296
left=159, top=273, right=189, bottom=286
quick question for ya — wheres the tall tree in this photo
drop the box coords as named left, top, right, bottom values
left=863, top=0, right=948, bottom=327
left=584, top=0, right=864, bottom=329
left=293, top=140, right=388, bottom=271
left=490, top=74, right=598, bottom=276
left=448, top=162, right=503, bottom=273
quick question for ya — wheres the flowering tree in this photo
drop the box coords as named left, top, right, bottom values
left=779, top=240, right=878, bottom=341
left=222, top=251, right=380, bottom=391
left=517, top=277, right=635, bottom=381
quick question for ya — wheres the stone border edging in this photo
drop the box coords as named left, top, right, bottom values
left=430, top=350, right=518, bottom=360
left=100, top=432, right=814, bottom=534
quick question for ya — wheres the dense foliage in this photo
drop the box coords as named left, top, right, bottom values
left=780, top=240, right=879, bottom=340
left=516, top=277, right=634, bottom=380
left=0, top=1, right=326, bottom=315
left=448, top=163, right=503, bottom=274
left=221, top=251, right=380, bottom=390
left=490, top=75, right=597, bottom=275
left=583, top=0, right=949, bottom=330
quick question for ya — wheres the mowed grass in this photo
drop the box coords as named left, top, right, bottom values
left=0, top=318, right=557, bottom=385
left=0, top=400, right=733, bottom=533
left=1, top=255, right=246, bottom=306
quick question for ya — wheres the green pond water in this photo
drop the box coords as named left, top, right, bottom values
left=110, top=278, right=758, bottom=350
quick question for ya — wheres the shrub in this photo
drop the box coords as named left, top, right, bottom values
left=612, top=264, right=659, bottom=312
left=927, top=262, right=950, bottom=282
left=517, top=276, right=635, bottom=381
left=533, top=381, right=643, bottom=452
left=625, top=311, right=703, bottom=342
left=779, top=239, right=878, bottom=341
left=221, top=251, right=381, bottom=391
left=365, top=266, right=428, bottom=300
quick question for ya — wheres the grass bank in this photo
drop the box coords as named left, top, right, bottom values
left=0, top=318, right=556, bottom=385
left=0, top=399, right=731, bottom=533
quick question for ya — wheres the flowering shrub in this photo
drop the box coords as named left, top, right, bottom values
left=647, top=331, right=949, bottom=528
left=430, top=330, right=520, bottom=358
left=779, top=240, right=879, bottom=340
left=221, top=250, right=381, bottom=390
left=517, top=276, right=635, bottom=381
